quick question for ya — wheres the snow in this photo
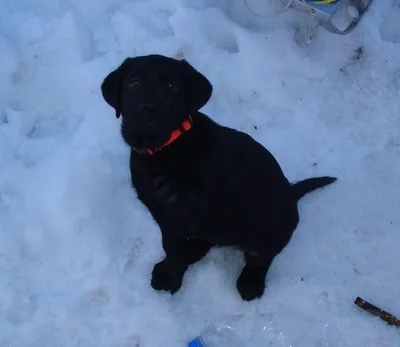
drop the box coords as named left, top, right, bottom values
left=0, top=0, right=399, bottom=346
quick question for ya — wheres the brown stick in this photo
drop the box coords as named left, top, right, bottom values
left=354, top=297, right=400, bottom=327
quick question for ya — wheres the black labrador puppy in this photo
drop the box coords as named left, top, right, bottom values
left=101, top=54, right=336, bottom=301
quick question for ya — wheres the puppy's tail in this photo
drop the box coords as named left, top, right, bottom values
left=291, top=176, right=337, bottom=201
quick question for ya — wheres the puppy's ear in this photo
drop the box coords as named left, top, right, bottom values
left=101, top=58, right=131, bottom=118
left=180, top=59, right=212, bottom=112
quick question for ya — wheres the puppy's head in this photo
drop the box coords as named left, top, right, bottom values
left=101, top=54, right=212, bottom=149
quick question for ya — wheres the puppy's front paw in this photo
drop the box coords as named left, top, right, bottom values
left=236, top=266, right=267, bottom=301
left=151, top=258, right=186, bottom=294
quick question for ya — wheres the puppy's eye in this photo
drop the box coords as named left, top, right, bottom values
left=127, top=77, right=140, bottom=89
left=167, top=82, right=179, bottom=94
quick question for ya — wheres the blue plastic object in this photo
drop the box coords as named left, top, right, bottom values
left=188, top=337, right=206, bottom=347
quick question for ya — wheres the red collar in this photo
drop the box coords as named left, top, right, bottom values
left=132, top=115, right=193, bottom=155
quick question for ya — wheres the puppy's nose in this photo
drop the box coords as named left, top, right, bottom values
left=140, top=102, right=155, bottom=111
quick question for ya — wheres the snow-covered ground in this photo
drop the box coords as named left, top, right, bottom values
left=1, top=0, right=399, bottom=346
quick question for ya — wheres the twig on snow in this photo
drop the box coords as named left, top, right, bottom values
left=354, top=296, right=400, bottom=328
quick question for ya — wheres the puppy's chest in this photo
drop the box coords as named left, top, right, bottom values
left=131, top=158, right=202, bottom=209
left=131, top=158, right=244, bottom=245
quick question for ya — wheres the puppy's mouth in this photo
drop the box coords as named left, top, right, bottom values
left=120, top=119, right=175, bottom=149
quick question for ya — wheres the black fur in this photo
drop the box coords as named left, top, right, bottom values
left=101, top=54, right=337, bottom=301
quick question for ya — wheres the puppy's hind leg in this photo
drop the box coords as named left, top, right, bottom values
left=236, top=250, right=277, bottom=301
